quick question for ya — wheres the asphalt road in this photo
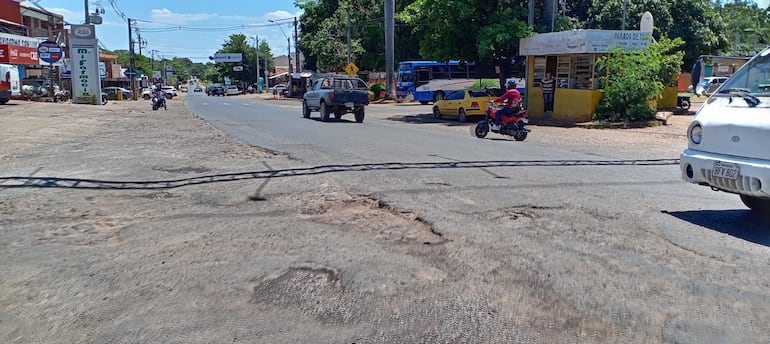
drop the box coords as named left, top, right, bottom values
left=183, top=92, right=770, bottom=342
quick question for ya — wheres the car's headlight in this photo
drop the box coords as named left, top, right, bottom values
left=689, top=123, right=703, bottom=144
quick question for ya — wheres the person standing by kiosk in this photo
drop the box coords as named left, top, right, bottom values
left=541, top=72, right=555, bottom=113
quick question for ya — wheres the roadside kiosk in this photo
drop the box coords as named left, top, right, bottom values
left=519, top=29, right=654, bottom=122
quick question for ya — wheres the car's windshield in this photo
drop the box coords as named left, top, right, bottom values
left=717, top=47, right=770, bottom=96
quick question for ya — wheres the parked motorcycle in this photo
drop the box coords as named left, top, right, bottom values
left=472, top=101, right=530, bottom=141
left=151, top=91, right=167, bottom=111
left=53, top=89, right=69, bottom=103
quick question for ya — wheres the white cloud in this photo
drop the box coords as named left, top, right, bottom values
left=149, top=8, right=214, bottom=24
left=148, top=8, right=263, bottom=25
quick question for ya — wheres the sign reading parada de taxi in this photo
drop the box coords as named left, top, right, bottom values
left=68, top=24, right=101, bottom=105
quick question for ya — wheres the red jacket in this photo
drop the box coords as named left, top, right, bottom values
left=494, top=89, right=521, bottom=108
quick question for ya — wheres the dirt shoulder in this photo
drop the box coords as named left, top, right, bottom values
left=2, top=97, right=763, bottom=343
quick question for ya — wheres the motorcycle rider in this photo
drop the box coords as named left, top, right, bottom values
left=492, top=80, right=522, bottom=129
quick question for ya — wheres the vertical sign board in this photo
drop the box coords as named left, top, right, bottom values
left=68, top=25, right=101, bottom=105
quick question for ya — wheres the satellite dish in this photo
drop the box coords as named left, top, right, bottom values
left=640, top=11, right=654, bottom=32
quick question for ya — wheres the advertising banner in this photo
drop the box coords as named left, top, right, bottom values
left=0, top=44, right=39, bottom=64
left=69, top=25, right=101, bottom=104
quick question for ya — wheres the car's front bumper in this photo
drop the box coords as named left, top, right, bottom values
left=680, top=149, right=770, bottom=197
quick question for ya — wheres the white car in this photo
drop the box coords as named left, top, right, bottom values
left=225, top=85, right=241, bottom=96
left=141, top=86, right=177, bottom=100
left=680, top=47, right=770, bottom=214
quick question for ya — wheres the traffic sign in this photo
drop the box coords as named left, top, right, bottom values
left=344, top=62, right=359, bottom=76
left=124, top=68, right=136, bottom=78
left=209, top=53, right=243, bottom=63
left=233, top=65, right=243, bottom=72
left=37, top=40, right=62, bottom=64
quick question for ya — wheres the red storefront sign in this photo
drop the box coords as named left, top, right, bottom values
left=0, top=44, right=39, bottom=65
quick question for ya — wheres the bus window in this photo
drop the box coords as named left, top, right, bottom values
left=432, top=65, right=450, bottom=79
left=416, top=67, right=430, bottom=87
left=399, top=70, right=412, bottom=82
left=450, top=65, right=467, bottom=79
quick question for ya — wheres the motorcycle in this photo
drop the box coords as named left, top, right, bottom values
left=151, top=91, right=167, bottom=111
left=53, top=89, right=69, bottom=103
left=472, top=101, right=530, bottom=141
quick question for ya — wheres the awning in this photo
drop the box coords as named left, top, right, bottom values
left=268, top=72, right=289, bottom=80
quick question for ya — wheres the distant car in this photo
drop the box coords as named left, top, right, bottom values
left=269, top=83, right=287, bottom=95
left=432, top=89, right=494, bottom=122
left=141, top=86, right=176, bottom=100
left=102, top=86, right=132, bottom=100
left=194, top=86, right=203, bottom=92
left=225, top=85, right=241, bottom=96
left=207, top=84, right=225, bottom=96
left=180, top=86, right=188, bottom=92
left=695, top=76, right=729, bottom=96
left=161, top=86, right=178, bottom=98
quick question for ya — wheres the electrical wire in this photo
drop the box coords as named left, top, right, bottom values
left=107, top=0, right=128, bottom=23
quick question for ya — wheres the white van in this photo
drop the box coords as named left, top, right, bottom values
left=680, top=46, right=770, bottom=214
left=0, top=64, right=21, bottom=104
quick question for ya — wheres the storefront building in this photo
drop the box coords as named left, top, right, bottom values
left=0, top=32, right=44, bottom=76
left=520, top=29, right=660, bottom=122
left=0, top=0, right=64, bottom=79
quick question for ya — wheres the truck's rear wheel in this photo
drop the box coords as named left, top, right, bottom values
left=302, top=101, right=311, bottom=118
left=320, top=102, right=330, bottom=122
left=354, top=107, right=365, bottom=123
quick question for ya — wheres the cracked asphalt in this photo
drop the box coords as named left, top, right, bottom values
left=1, top=95, right=769, bottom=343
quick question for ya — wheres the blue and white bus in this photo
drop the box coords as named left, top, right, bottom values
left=396, top=60, right=524, bottom=104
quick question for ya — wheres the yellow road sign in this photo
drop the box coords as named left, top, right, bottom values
left=344, top=62, right=359, bottom=76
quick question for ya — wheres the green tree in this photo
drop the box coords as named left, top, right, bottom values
left=296, top=0, right=421, bottom=72
left=718, top=0, right=769, bottom=56
left=214, top=34, right=257, bottom=85
left=594, top=36, right=685, bottom=122
left=398, top=0, right=531, bottom=64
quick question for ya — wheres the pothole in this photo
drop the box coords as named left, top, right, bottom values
left=252, top=265, right=343, bottom=312
left=297, top=192, right=447, bottom=245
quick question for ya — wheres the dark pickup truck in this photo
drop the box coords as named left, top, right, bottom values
left=302, top=76, right=370, bottom=122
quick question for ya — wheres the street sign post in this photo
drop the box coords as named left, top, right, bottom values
left=344, top=62, right=359, bottom=76
left=209, top=53, right=243, bottom=63
left=38, top=40, right=63, bottom=64
left=38, top=40, right=63, bottom=100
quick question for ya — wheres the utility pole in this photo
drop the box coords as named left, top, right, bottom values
left=128, top=18, right=136, bottom=99
left=347, top=13, right=351, bottom=64
left=527, top=0, right=534, bottom=26
left=385, top=0, right=394, bottom=98
left=621, top=0, right=628, bottom=30
left=294, top=17, right=300, bottom=72
left=137, top=33, right=142, bottom=56
left=251, top=36, right=260, bottom=92
left=84, top=0, right=89, bottom=24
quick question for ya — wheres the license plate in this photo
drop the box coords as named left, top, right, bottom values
left=345, top=102, right=354, bottom=108
left=713, top=161, right=740, bottom=180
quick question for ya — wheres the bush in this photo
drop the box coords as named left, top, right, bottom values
left=370, top=83, right=386, bottom=100
left=593, top=36, right=684, bottom=122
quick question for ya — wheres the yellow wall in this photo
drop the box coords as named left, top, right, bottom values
left=658, top=86, right=678, bottom=109
left=525, top=55, right=602, bottom=122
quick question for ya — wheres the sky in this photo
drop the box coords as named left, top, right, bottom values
left=29, top=0, right=304, bottom=63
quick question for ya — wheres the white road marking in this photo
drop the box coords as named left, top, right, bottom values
left=222, top=103, right=230, bottom=106
left=202, top=102, right=208, bottom=106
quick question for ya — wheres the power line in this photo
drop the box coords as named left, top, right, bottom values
left=107, top=0, right=128, bottom=23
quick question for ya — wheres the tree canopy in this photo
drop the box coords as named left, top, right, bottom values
left=294, top=0, right=769, bottom=73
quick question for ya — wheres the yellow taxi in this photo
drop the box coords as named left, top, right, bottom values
left=432, top=89, right=495, bottom=122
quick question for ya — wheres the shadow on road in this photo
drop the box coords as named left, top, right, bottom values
left=0, top=158, right=679, bottom=191
left=663, top=209, right=770, bottom=246
left=387, top=113, right=480, bottom=126
left=305, top=117, right=358, bottom=124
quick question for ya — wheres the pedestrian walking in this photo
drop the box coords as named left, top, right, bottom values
left=542, top=72, right=555, bottom=113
